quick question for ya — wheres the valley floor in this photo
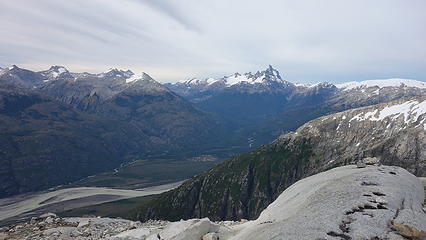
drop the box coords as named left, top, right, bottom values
left=0, top=181, right=183, bottom=227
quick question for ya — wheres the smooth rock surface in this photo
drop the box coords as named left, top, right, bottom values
left=229, top=165, right=426, bottom=240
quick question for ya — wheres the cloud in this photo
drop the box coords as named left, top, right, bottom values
left=0, top=0, right=425, bottom=83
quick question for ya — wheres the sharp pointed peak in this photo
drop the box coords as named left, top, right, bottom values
left=8, top=65, right=20, bottom=70
left=141, top=72, right=153, bottom=80
left=267, top=64, right=276, bottom=70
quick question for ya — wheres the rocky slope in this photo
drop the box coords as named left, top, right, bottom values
left=0, top=84, right=126, bottom=197
left=0, top=66, right=221, bottom=198
left=136, top=97, right=426, bottom=221
left=2, top=165, right=425, bottom=239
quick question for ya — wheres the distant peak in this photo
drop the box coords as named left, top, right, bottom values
left=8, top=65, right=19, bottom=70
left=125, top=72, right=154, bottom=84
left=102, top=68, right=134, bottom=78
left=295, top=82, right=336, bottom=89
left=49, top=65, right=68, bottom=73
left=176, top=66, right=290, bottom=88
left=141, top=72, right=153, bottom=80
left=263, top=65, right=281, bottom=79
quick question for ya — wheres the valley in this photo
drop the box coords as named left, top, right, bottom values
left=69, top=146, right=243, bottom=189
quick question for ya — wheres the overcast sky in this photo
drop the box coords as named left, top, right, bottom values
left=0, top=0, right=425, bottom=83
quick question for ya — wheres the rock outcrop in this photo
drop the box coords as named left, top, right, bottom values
left=229, top=165, right=426, bottom=240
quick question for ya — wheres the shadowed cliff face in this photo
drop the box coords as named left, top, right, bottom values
left=136, top=97, right=426, bottom=221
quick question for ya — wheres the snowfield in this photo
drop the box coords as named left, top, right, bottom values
left=336, top=78, right=426, bottom=91
left=349, top=99, right=426, bottom=125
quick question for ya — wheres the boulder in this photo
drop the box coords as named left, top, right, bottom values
left=363, top=157, right=380, bottom=165
left=39, top=212, right=57, bottom=219
left=45, top=216, right=54, bottom=224
left=112, top=228, right=150, bottom=240
left=0, top=233, right=6, bottom=240
left=203, top=232, right=219, bottom=240
left=356, top=161, right=366, bottom=168
left=77, top=219, right=90, bottom=228
left=145, top=218, right=222, bottom=240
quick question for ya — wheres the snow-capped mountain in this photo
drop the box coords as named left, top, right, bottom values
left=0, top=65, right=162, bottom=91
left=170, top=65, right=294, bottom=95
left=166, top=67, right=426, bottom=147
left=38, top=66, right=72, bottom=81
left=0, top=65, right=174, bottom=111
left=0, top=65, right=221, bottom=198
left=0, top=65, right=46, bottom=88
left=97, top=68, right=134, bottom=79
left=336, top=78, right=426, bottom=91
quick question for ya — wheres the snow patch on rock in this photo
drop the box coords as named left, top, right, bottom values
left=349, top=99, right=426, bottom=124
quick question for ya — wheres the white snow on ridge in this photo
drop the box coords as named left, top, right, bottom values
left=57, top=67, right=67, bottom=74
left=336, top=78, right=426, bottom=91
left=50, top=72, right=59, bottom=78
left=177, top=66, right=286, bottom=88
left=349, top=99, right=426, bottom=125
left=206, top=77, right=218, bottom=85
left=182, top=77, right=220, bottom=86
left=294, top=82, right=332, bottom=88
left=181, top=72, right=283, bottom=87
left=225, top=73, right=255, bottom=85
left=126, top=74, right=142, bottom=83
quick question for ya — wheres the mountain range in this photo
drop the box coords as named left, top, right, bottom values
left=0, top=66, right=220, bottom=197
left=166, top=66, right=426, bottom=147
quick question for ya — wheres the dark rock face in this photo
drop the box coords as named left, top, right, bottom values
left=0, top=87, right=121, bottom=197
left=137, top=97, right=426, bottom=222
left=0, top=67, right=219, bottom=198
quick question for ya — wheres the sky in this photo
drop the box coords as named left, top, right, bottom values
left=0, top=0, right=425, bottom=83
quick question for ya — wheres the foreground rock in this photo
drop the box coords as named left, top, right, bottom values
left=229, top=165, right=426, bottom=240
left=1, top=165, right=425, bottom=239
